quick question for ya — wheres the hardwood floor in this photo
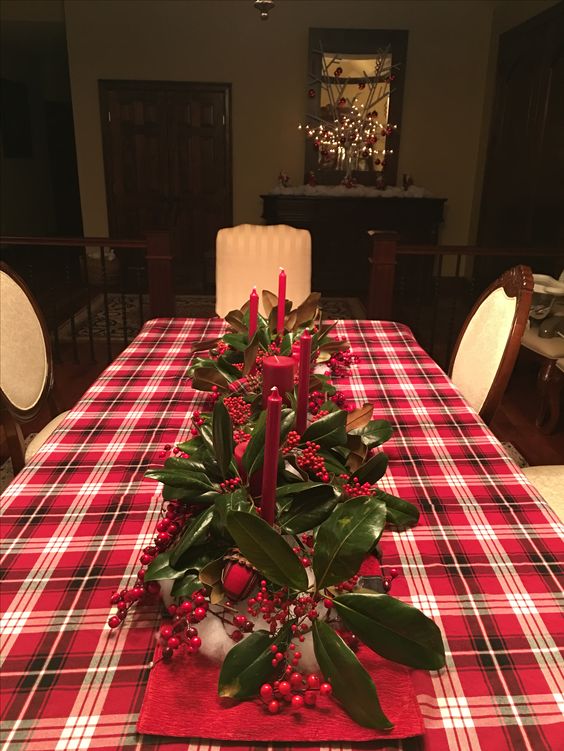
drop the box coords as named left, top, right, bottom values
left=2, top=344, right=562, bottom=468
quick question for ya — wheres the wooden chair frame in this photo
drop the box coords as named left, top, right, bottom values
left=448, top=265, right=534, bottom=424
left=0, top=261, right=59, bottom=473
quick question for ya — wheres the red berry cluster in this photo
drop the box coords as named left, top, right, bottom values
left=311, top=409, right=329, bottom=422
left=255, top=342, right=281, bottom=371
left=330, top=390, right=348, bottom=409
left=259, top=671, right=332, bottom=714
left=209, top=385, right=220, bottom=403
left=159, top=589, right=210, bottom=660
left=282, top=430, right=301, bottom=454
left=233, top=428, right=251, bottom=444
left=219, top=477, right=242, bottom=493
left=108, top=500, right=189, bottom=629
left=381, top=566, right=400, bottom=593
left=328, top=348, right=354, bottom=377
left=308, top=390, right=325, bottom=415
left=190, top=410, right=206, bottom=436
left=342, top=476, right=378, bottom=497
left=215, top=341, right=228, bottom=355
left=296, top=441, right=330, bottom=483
left=223, top=395, right=252, bottom=426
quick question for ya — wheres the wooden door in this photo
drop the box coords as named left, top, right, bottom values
left=478, top=2, right=564, bottom=251
left=100, top=80, right=232, bottom=292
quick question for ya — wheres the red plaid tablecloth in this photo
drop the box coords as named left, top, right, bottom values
left=1, top=318, right=563, bottom=751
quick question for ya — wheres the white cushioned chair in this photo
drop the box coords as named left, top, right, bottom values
left=0, top=262, right=69, bottom=474
left=449, top=265, right=533, bottom=424
left=215, top=224, right=311, bottom=317
left=521, top=465, right=564, bottom=522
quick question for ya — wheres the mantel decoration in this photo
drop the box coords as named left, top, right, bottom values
left=301, top=44, right=398, bottom=182
left=109, top=271, right=445, bottom=736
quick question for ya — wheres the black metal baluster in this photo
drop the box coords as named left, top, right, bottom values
left=429, top=254, right=443, bottom=363
left=100, top=247, right=113, bottom=362
left=120, top=257, right=128, bottom=349
left=137, top=265, right=144, bottom=334
left=66, top=253, right=79, bottom=363
left=81, top=249, right=96, bottom=362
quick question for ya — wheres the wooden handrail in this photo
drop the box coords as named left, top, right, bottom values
left=367, top=231, right=563, bottom=321
left=0, top=231, right=175, bottom=320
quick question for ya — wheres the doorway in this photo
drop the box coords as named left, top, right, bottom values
left=99, top=80, right=232, bottom=293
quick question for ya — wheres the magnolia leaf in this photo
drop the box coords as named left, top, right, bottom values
left=312, top=620, right=392, bottom=729
left=319, top=339, right=350, bottom=354
left=277, top=483, right=338, bottom=534
left=313, top=495, right=386, bottom=590
left=171, top=574, right=202, bottom=597
left=216, top=356, right=243, bottom=380
left=334, top=593, right=446, bottom=670
left=192, top=367, right=230, bottom=393
left=345, top=434, right=368, bottom=472
left=145, top=469, right=215, bottom=498
left=222, top=333, right=248, bottom=351
left=346, top=404, right=374, bottom=432
left=211, top=488, right=251, bottom=537
left=353, top=452, right=389, bottom=485
left=144, top=551, right=188, bottom=581
left=225, top=309, right=247, bottom=332
left=349, top=419, right=394, bottom=449
left=301, top=410, right=347, bottom=449
left=285, top=310, right=298, bottom=332
left=243, top=333, right=260, bottom=376
left=190, top=337, right=220, bottom=353
left=218, top=622, right=293, bottom=699
left=170, top=507, right=214, bottom=568
left=262, top=289, right=278, bottom=316
left=294, top=293, right=321, bottom=326
left=226, top=511, right=308, bottom=591
left=210, top=582, right=225, bottom=605
left=212, top=401, right=234, bottom=479
left=376, top=490, right=420, bottom=529
left=199, top=556, right=225, bottom=586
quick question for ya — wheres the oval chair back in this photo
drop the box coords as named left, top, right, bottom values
left=215, top=224, right=311, bottom=317
left=449, top=265, right=533, bottom=424
left=0, top=262, right=56, bottom=473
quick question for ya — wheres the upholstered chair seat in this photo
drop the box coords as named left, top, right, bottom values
left=521, top=465, right=564, bottom=522
left=24, top=411, right=70, bottom=462
left=215, top=224, right=311, bottom=317
left=449, top=266, right=533, bottom=424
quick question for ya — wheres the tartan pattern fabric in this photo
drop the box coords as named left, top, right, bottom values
left=1, top=318, right=563, bottom=751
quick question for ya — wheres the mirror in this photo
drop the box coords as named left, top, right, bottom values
left=305, top=28, right=408, bottom=186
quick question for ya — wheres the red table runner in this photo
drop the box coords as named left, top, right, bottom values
left=1, top=318, right=563, bottom=751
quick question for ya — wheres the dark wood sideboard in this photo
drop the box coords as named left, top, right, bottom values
left=261, top=194, right=447, bottom=294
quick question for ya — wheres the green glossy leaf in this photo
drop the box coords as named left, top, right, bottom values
left=174, top=543, right=228, bottom=574
left=218, top=622, right=293, bottom=699
left=211, top=488, right=252, bottom=537
left=171, top=574, right=202, bottom=598
left=226, top=511, right=308, bottom=591
left=301, top=410, right=347, bottom=449
left=217, top=356, right=243, bottom=380
left=161, top=486, right=220, bottom=504
left=225, top=309, right=247, bottom=332
left=144, top=551, right=188, bottom=581
left=313, top=495, right=386, bottom=590
left=319, top=449, right=349, bottom=475
left=145, top=468, right=214, bottom=495
left=376, top=490, right=420, bottom=529
left=223, top=333, right=248, bottom=351
left=242, top=408, right=294, bottom=477
left=278, top=483, right=338, bottom=534
left=243, top=333, right=260, bottom=376
left=312, top=620, right=392, bottom=729
left=170, top=507, right=214, bottom=568
left=349, top=419, right=393, bottom=448
left=212, top=401, right=234, bottom=478
left=334, top=592, right=446, bottom=670
left=191, top=366, right=229, bottom=392
left=353, top=452, right=389, bottom=485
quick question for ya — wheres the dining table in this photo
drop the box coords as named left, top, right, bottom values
left=1, top=317, right=563, bottom=751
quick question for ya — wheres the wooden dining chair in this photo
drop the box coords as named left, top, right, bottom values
left=215, top=224, right=311, bottom=317
left=0, top=262, right=69, bottom=474
left=449, top=265, right=534, bottom=424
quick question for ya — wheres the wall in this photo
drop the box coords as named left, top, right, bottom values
left=62, top=0, right=503, bottom=244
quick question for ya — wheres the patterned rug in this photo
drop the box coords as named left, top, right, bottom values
left=58, top=293, right=366, bottom=342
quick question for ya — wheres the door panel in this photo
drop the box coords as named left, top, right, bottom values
left=100, top=81, right=232, bottom=292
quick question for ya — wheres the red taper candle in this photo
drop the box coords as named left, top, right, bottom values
left=296, top=329, right=312, bottom=434
left=277, top=268, right=287, bottom=334
left=261, top=386, right=282, bottom=525
left=262, top=355, right=294, bottom=407
left=249, top=287, right=259, bottom=338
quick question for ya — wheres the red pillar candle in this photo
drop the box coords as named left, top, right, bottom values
left=291, top=341, right=301, bottom=374
left=261, top=386, right=282, bottom=525
left=249, top=287, right=259, bottom=338
left=262, top=355, right=294, bottom=407
left=277, top=268, right=287, bottom=334
left=296, top=329, right=312, bottom=434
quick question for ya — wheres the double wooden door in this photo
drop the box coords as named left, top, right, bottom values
left=100, top=80, right=232, bottom=292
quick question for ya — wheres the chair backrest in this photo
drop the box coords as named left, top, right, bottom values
left=0, top=262, right=53, bottom=420
left=449, top=265, right=533, bottom=424
left=215, top=224, right=311, bottom=317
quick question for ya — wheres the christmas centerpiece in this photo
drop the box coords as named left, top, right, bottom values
left=109, top=271, right=445, bottom=735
